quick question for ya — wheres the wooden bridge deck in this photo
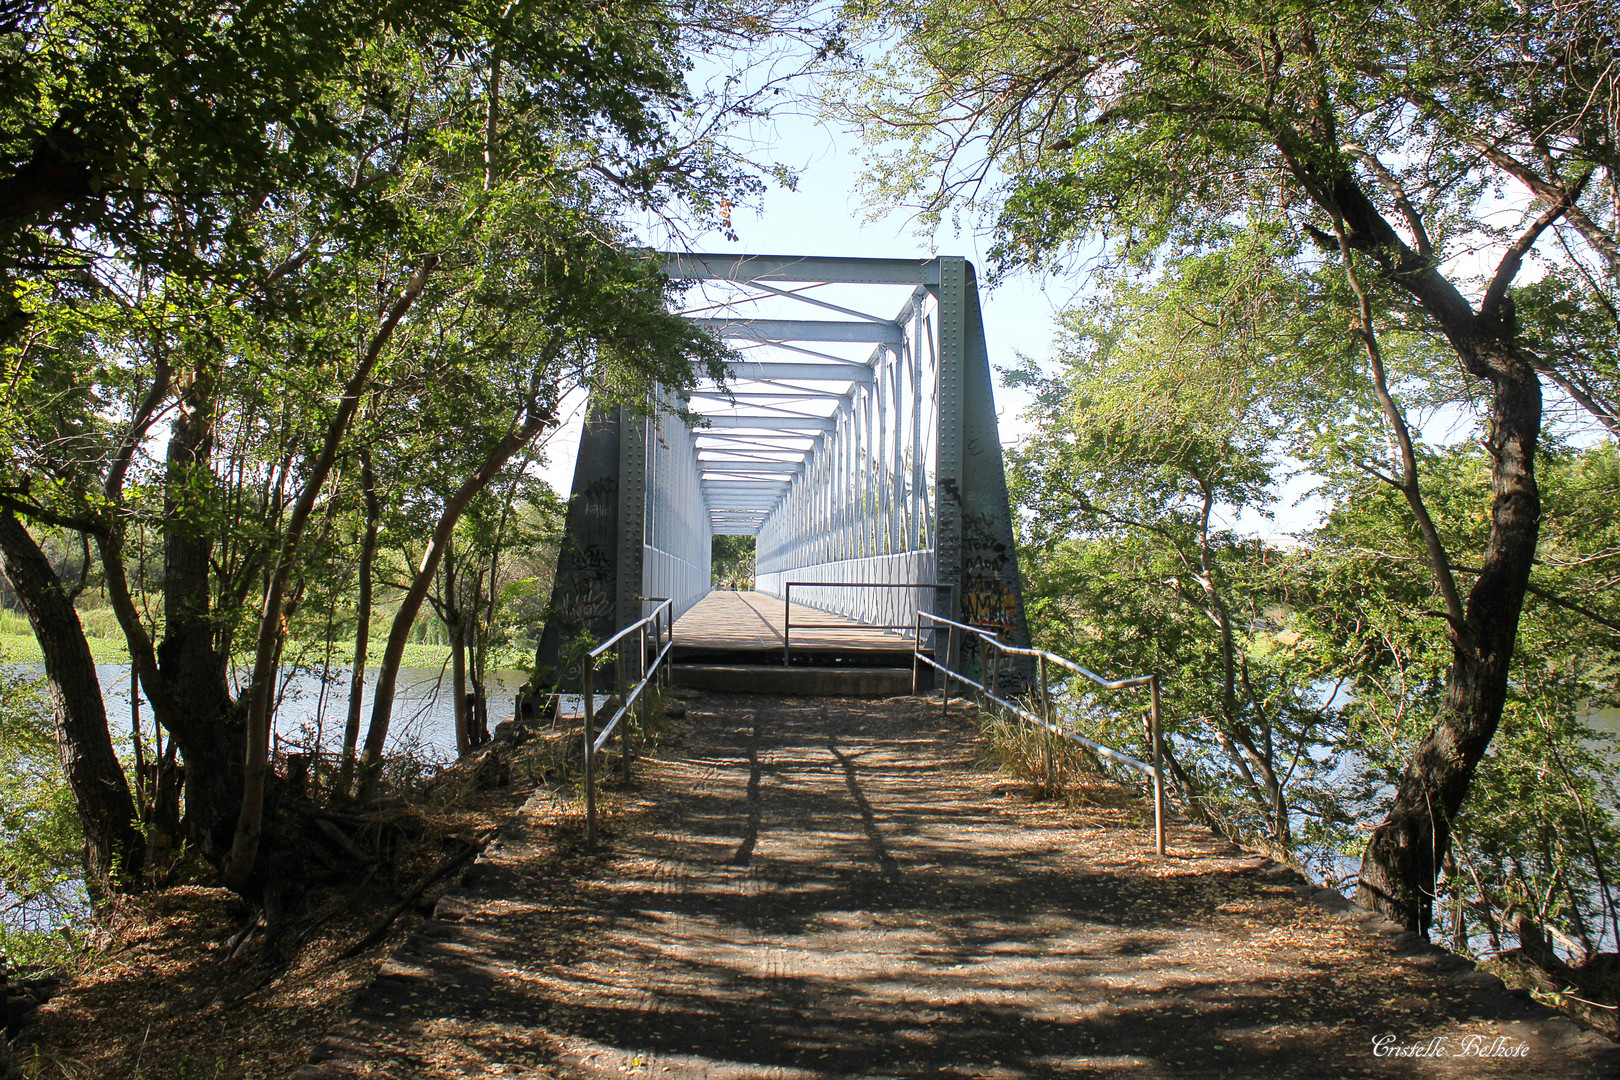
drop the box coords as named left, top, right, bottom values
left=672, top=589, right=914, bottom=656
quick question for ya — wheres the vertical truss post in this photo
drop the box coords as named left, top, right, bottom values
left=617, top=408, right=649, bottom=639
left=895, top=338, right=905, bottom=556
left=533, top=406, right=624, bottom=691
left=959, top=266, right=1034, bottom=687
left=935, top=256, right=966, bottom=633
left=911, top=310, right=926, bottom=555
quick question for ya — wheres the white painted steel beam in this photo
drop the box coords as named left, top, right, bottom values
left=690, top=318, right=904, bottom=346
left=703, top=415, right=836, bottom=431
left=695, top=433, right=820, bottom=446
left=690, top=389, right=846, bottom=401
left=699, top=461, right=804, bottom=473
left=721, top=359, right=875, bottom=383
left=698, top=449, right=810, bottom=459
left=663, top=252, right=942, bottom=286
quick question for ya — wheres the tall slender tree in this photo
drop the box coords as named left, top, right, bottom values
left=836, top=0, right=1614, bottom=931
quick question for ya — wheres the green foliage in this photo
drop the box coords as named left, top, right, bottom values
left=0, top=0, right=796, bottom=893
left=711, top=534, right=755, bottom=589
left=1006, top=238, right=1364, bottom=859
left=840, top=0, right=1620, bottom=965
left=1003, top=221, right=1620, bottom=953
left=0, top=659, right=83, bottom=969
left=1294, top=442, right=1620, bottom=949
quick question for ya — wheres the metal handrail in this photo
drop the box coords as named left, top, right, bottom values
left=914, top=611, right=1166, bottom=857
left=581, top=597, right=675, bottom=848
left=782, top=581, right=953, bottom=666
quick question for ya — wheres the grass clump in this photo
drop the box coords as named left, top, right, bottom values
left=971, top=697, right=1143, bottom=812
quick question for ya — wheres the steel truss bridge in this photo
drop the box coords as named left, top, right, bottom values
left=534, top=253, right=1031, bottom=688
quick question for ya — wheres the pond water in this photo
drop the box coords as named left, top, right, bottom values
left=1587, top=707, right=1620, bottom=758
left=0, top=662, right=532, bottom=937
left=87, top=663, right=532, bottom=765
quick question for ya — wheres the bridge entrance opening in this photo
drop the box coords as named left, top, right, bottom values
left=534, top=254, right=1031, bottom=696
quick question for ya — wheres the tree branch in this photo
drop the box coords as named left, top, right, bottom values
left=1324, top=206, right=1469, bottom=642
left=1482, top=170, right=1589, bottom=318
left=1341, top=143, right=1434, bottom=259
left=1453, top=566, right=1620, bottom=636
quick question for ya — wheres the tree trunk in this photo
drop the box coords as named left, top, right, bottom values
left=155, top=367, right=245, bottom=867
left=1285, top=160, right=1549, bottom=937
left=359, top=401, right=551, bottom=795
left=447, top=541, right=471, bottom=757
left=338, top=449, right=380, bottom=795
left=473, top=565, right=490, bottom=745
left=1356, top=348, right=1542, bottom=933
left=0, top=511, right=143, bottom=890
left=226, top=256, right=436, bottom=889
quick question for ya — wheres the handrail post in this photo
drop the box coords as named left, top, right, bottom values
left=584, top=660, right=596, bottom=850
left=911, top=612, right=921, bottom=695
left=1150, top=674, right=1165, bottom=858
left=626, top=625, right=643, bottom=783
left=1038, top=652, right=1053, bottom=791
left=659, top=605, right=670, bottom=689
left=940, top=623, right=955, bottom=720
left=616, top=646, right=626, bottom=778
left=653, top=607, right=663, bottom=689
left=783, top=584, right=791, bottom=668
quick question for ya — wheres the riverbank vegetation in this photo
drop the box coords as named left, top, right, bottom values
left=0, top=1, right=830, bottom=1020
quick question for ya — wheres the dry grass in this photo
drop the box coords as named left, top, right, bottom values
left=969, top=698, right=1148, bottom=813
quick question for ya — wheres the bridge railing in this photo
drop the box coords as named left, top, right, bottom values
left=913, top=611, right=1166, bottom=857
left=782, top=580, right=953, bottom=666
left=582, top=597, right=675, bottom=848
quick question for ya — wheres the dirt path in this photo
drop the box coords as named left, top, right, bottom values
left=295, top=694, right=1619, bottom=1079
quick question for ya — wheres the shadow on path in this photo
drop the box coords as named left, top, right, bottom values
left=295, top=693, right=1619, bottom=1080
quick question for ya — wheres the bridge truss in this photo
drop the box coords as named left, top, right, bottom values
left=535, top=254, right=1031, bottom=687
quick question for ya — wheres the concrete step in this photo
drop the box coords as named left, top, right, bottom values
left=672, top=663, right=916, bottom=697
